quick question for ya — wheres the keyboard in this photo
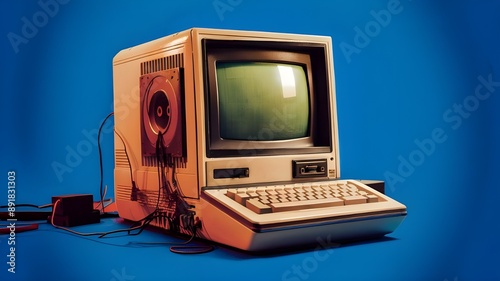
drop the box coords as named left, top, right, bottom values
left=201, top=179, right=406, bottom=251
left=202, top=179, right=407, bottom=244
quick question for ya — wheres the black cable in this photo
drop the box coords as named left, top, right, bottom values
left=129, top=225, right=215, bottom=254
left=97, top=213, right=158, bottom=238
left=156, top=130, right=165, bottom=211
left=0, top=203, right=52, bottom=209
left=98, top=112, right=114, bottom=213
left=169, top=226, right=215, bottom=254
left=153, top=130, right=211, bottom=252
left=170, top=245, right=214, bottom=254
left=155, top=131, right=176, bottom=230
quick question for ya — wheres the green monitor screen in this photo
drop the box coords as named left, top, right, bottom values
left=216, top=62, right=310, bottom=141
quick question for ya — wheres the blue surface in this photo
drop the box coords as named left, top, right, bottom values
left=1, top=0, right=499, bottom=280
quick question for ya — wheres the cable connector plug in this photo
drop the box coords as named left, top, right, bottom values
left=194, top=217, right=202, bottom=229
left=130, top=181, right=138, bottom=201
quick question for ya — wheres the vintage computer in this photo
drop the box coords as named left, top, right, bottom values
left=112, top=28, right=406, bottom=251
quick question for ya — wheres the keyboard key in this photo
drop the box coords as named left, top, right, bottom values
left=260, top=199, right=270, bottom=205
left=295, top=190, right=306, bottom=196
left=267, top=195, right=278, bottom=200
left=266, top=190, right=278, bottom=196
left=312, top=186, right=323, bottom=192
left=246, top=199, right=272, bottom=214
left=315, top=194, right=326, bottom=199
left=225, top=189, right=237, bottom=199
left=347, top=183, right=359, bottom=191
left=278, top=195, right=289, bottom=201
left=257, top=190, right=268, bottom=196
left=270, top=197, right=344, bottom=212
left=366, top=194, right=378, bottom=203
left=343, top=195, right=367, bottom=205
left=277, top=189, right=288, bottom=195
left=235, top=193, right=251, bottom=204
left=247, top=192, right=259, bottom=198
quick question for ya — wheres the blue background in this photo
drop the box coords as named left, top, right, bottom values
left=1, top=0, right=499, bottom=280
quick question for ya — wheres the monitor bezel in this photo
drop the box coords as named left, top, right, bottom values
left=203, top=39, right=332, bottom=158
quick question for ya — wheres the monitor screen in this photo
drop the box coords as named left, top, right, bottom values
left=216, top=62, right=310, bottom=141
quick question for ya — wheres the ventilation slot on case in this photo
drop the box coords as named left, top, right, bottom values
left=115, top=184, right=131, bottom=201
left=115, top=149, right=130, bottom=169
left=140, top=53, right=184, bottom=75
